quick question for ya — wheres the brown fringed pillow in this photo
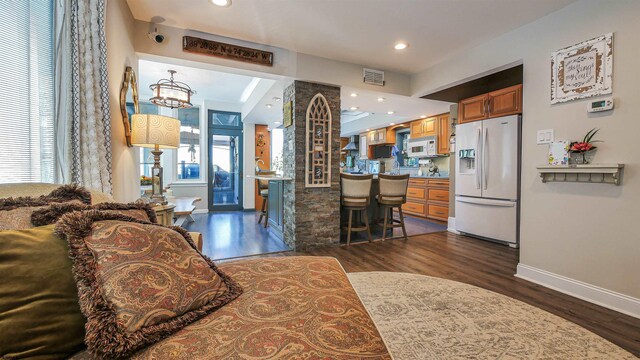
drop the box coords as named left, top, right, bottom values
left=32, top=201, right=158, bottom=226
left=55, top=211, right=243, bottom=359
left=0, top=184, right=92, bottom=230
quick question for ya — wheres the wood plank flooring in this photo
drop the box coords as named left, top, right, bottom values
left=240, top=231, right=640, bottom=356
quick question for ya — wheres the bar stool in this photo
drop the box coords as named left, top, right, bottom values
left=257, top=171, right=276, bottom=228
left=376, top=174, right=410, bottom=241
left=341, top=173, right=373, bottom=246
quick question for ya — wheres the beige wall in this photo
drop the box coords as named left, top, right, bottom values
left=413, top=0, right=640, bottom=299
left=132, top=21, right=412, bottom=96
left=106, top=0, right=139, bottom=202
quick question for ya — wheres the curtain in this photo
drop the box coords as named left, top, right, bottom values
left=54, top=0, right=112, bottom=194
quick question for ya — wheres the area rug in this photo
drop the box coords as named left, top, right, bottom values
left=348, top=272, right=635, bottom=360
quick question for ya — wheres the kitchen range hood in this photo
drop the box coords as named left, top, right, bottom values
left=342, top=135, right=359, bottom=151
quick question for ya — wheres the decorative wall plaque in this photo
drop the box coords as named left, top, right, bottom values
left=283, top=101, right=293, bottom=128
left=183, top=36, right=274, bottom=66
left=551, top=33, right=613, bottom=104
left=305, top=93, right=332, bottom=188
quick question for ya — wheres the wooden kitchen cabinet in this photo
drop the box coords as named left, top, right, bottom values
left=366, top=127, right=395, bottom=146
left=437, top=114, right=450, bottom=154
left=410, top=120, right=425, bottom=138
left=458, top=84, right=522, bottom=124
left=410, top=117, right=436, bottom=138
left=423, top=117, right=436, bottom=136
left=459, top=94, right=489, bottom=124
left=488, top=84, right=522, bottom=117
left=402, top=177, right=450, bottom=221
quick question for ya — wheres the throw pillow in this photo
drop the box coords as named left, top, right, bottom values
left=55, top=211, right=243, bottom=359
left=31, top=202, right=158, bottom=226
left=0, top=225, right=86, bottom=359
left=0, top=184, right=92, bottom=230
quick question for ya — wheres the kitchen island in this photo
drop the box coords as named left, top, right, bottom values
left=340, top=173, right=449, bottom=243
left=249, top=175, right=293, bottom=239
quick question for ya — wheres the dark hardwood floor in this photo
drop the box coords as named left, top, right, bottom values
left=185, top=211, right=291, bottom=260
left=235, top=231, right=640, bottom=356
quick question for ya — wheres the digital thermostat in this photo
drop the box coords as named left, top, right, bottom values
left=587, top=97, right=614, bottom=113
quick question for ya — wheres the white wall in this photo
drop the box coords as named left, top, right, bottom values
left=243, top=124, right=256, bottom=210
left=413, top=0, right=640, bottom=305
left=106, top=0, right=139, bottom=202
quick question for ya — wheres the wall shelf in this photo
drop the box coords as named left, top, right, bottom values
left=536, top=164, right=624, bottom=185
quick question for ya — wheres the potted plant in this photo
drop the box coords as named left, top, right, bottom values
left=569, top=128, right=601, bottom=164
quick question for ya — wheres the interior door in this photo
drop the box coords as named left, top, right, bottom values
left=208, top=129, right=243, bottom=210
left=481, top=115, right=519, bottom=200
left=455, top=121, right=482, bottom=197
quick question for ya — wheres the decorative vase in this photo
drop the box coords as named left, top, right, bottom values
left=571, top=150, right=594, bottom=165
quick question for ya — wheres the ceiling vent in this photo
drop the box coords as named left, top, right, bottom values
left=363, top=68, right=385, bottom=86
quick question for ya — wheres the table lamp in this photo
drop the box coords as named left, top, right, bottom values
left=131, top=114, right=181, bottom=204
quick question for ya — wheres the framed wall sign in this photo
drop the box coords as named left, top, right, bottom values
left=283, top=101, right=293, bottom=128
left=305, top=93, right=332, bottom=188
left=551, top=33, right=613, bottom=104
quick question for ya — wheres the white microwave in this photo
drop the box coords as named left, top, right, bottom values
left=407, top=136, right=437, bottom=157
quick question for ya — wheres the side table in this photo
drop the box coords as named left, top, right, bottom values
left=153, top=203, right=176, bottom=226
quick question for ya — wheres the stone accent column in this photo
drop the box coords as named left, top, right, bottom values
left=282, top=81, right=341, bottom=250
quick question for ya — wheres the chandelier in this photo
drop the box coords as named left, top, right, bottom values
left=149, top=70, right=194, bottom=109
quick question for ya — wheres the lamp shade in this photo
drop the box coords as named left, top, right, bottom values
left=131, top=114, right=181, bottom=149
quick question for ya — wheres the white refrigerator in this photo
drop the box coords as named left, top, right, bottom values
left=455, top=115, right=520, bottom=246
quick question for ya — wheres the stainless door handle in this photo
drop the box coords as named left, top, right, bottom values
left=476, top=128, right=481, bottom=189
left=483, top=127, right=488, bottom=190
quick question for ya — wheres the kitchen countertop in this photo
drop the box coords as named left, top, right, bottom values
left=247, top=175, right=294, bottom=181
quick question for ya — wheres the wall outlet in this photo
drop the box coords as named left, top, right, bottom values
left=537, top=129, right=554, bottom=145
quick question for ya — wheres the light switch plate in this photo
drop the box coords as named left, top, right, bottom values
left=537, top=129, right=554, bottom=145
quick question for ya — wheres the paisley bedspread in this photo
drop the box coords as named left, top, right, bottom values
left=130, top=256, right=391, bottom=359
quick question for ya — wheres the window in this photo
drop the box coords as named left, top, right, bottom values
left=270, top=128, right=284, bottom=175
left=176, top=107, right=201, bottom=180
left=0, top=0, right=54, bottom=183
left=209, top=111, right=240, bottom=127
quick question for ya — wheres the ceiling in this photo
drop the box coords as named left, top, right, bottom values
left=127, top=0, right=575, bottom=74
left=137, top=59, right=265, bottom=103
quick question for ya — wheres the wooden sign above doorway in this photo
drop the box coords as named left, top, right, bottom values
left=183, top=36, right=274, bottom=67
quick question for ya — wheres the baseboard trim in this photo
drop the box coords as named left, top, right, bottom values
left=192, top=209, right=209, bottom=214
left=516, top=264, right=640, bottom=319
left=447, top=217, right=460, bottom=234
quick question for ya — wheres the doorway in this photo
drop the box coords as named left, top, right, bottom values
left=208, top=110, right=243, bottom=211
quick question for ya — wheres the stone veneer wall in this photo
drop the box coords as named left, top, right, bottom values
left=283, top=81, right=341, bottom=250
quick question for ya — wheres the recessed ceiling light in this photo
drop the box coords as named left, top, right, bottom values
left=377, top=97, right=385, bottom=102
left=273, top=97, right=281, bottom=102
left=209, top=0, right=232, bottom=6
left=387, top=111, right=395, bottom=115
left=266, top=104, right=272, bottom=108
left=349, top=106, right=359, bottom=111
left=420, top=115, right=427, bottom=118
left=390, top=123, right=395, bottom=125
left=350, top=92, right=358, bottom=97
left=274, top=121, right=281, bottom=125
left=366, top=128, right=371, bottom=131
left=394, top=42, right=409, bottom=50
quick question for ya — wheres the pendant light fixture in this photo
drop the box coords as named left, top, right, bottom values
left=149, top=70, right=194, bottom=109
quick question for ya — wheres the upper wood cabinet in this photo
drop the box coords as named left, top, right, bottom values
left=366, top=127, right=395, bottom=146
left=359, top=133, right=368, bottom=159
left=459, top=84, right=522, bottom=124
left=410, top=120, right=425, bottom=138
left=410, top=117, right=436, bottom=138
left=437, top=114, right=450, bottom=154
left=488, top=84, right=522, bottom=117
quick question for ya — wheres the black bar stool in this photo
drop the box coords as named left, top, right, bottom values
left=376, top=174, right=410, bottom=240
left=340, top=173, right=373, bottom=246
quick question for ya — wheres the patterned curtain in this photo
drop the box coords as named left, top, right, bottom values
left=55, top=0, right=112, bottom=194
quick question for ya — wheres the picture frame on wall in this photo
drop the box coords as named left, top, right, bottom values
left=283, top=101, right=293, bottom=128
left=551, top=33, right=613, bottom=104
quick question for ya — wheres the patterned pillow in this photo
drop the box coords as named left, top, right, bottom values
left=55, top=211, right=243, bottom=359
left=31, top=201, right=158, bottom=226
left=0, top=184, right=92, bottom=230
